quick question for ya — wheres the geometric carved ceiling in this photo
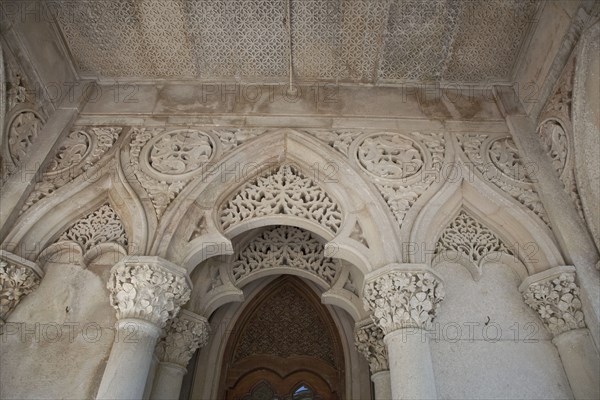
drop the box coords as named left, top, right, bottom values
left=56, top=0, right=539, bottom=83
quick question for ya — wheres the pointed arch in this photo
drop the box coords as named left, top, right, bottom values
left=154, top=129, right=401, bottom=275
left=409, top=171, right=565, bottom=275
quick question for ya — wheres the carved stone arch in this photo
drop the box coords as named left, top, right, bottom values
left=189, top=275, right=370, bottom=400
left=190, top=225, right=367, bottom=322
left=409, top=171, right=565, bottom=275
left=156, top=129, right=400, bottom=274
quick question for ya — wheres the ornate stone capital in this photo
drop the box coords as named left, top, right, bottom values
left=354, top=319, right=388, bottom=373
left=107, top=256, right=192, bottom=328
left=363, top=264, right=444, bottom=334
left=0, top=251, right=44, bottom=323
left=520, top=266, right=585, bottom=336
left=155, top=310, right=210, bottom=367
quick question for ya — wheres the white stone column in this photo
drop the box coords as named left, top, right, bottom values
left=0, top=250, right=43, bottom=328
left=96, top=257, right=192, bottom=400
left=355, top=319, right=391, bottom=400
left=363, top=264, right=444, bottom=400
left=521, top=266, right=600, bottom=400
left=150, top=310, right=210, bottom=400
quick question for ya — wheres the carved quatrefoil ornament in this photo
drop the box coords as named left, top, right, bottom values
left=139, top=129, right=216, bottom=180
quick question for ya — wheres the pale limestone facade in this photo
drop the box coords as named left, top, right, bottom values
left=1, top=1, right=599, bottom=399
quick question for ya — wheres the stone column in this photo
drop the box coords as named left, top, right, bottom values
left=0, top=250, right=43, bottom=328
left=355, top=319, right=391, bottom=400
left=96, top=257, right=192, bottom=400
left=363, top=264, right=444, bottom=400
left=494, top=86, right=600, bottom=348
left=150, top=310, right=210, bottom=400
left=520, top=266, right=600, bottom=400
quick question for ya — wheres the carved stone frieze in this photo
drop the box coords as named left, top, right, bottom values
left=0, top=251, right=43, bottom=324
left=457, top=134, right=550, bottom=225
left=58, top=203, right=128, bottom=252
left=303, top=129, right=364, bottom=157
left=354, top=320, right=388, bottom=373
left=21, top=127, right=121, bottom=213
left=107, top=258, right=191, bottom=328
left=211, top=128, right=270, bottom=152
left=155, top=311, right=210, bottom=367
left=220, top=164, right=343, bottom=234
left=435, top=210, right=513, bottom=264
left=232, top=226, right=339, bottom=286
left=522, top=271, right=585, bottom=336
left=363, top=269, right=444, bottom=334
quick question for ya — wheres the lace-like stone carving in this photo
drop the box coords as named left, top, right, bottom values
left=155, top=311, right=210, bottom=367
left=147, top=130, right=214, bottom=175
left=220, top=165, right=343, bottom=233
left=363, top=270, right=445, bottom=333
left=0, top=259, right=41, bottom=323
left=107, top=260, right=191, bottom=328
left=435, top=210, right=513, bottom=263
left=7, top=111, right=44, bottom=164
left=58, top=204, right=128, bottom=252
left=357, top=134, right=424, bottom=179
left=458, top=134, right=549, bottom=225
left=232, top=226, right=339, bottom=286
left=374, top=132, right=445, bottom=227
left=354, top=321, right=388, bottom=373
left=129, top=128, right=214, bottom=218
left=523, top=272, right=585, bottom=336
left=21, top=127, right=121, bottom=213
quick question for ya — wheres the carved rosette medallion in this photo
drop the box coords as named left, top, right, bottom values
left=522, top=270, right=585, bottom=336
left=363, top=269, right=444, bottom=334
left=155, top=310, right=210, bottom=367
left=7, top=110, right=45, bottom=164
left=354, top=320, right=388, bottom=373
left=107, top=258, right=191, bottom=328
left=0, top=251, right=43, bottom=323
left=356, top=133, right=425, bottom=180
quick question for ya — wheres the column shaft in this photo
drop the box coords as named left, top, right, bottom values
left=150, top=363, right=187, bottom=400
left=553, top=329, right=600, bottom=400
left=385, top=329, right=437, bottom=400
left=96, top=319, right=162, bottom=400
left=371, top=370, right=392, bottom=400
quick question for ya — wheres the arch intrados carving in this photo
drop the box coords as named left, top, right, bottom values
left=160, top=129, right=399, bottom=273
left=410, top=173, right=565, bottom=273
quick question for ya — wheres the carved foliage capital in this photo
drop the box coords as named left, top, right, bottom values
left=107, top=258, right=191, bottom=328
left=363, top=269, right=444, bottom=334
left=522, top=271, right=585, bottom=336
left=0, top=252, right=43, bottom=322
left=156, top=311, right=210, bottom=367
left=354, top=321, right=388, bottom=373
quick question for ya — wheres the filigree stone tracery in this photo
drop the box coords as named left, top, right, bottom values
left=155, top=311, right=210, bottom=367
left=58, top=204, right=128, bottom=252
left=457, top=134, right=549, bottom=225
left=21, top=127, right=121, bottom=213
left=354, top=321, right=388, bottom=373
left=373, top=132, right=445, bottom=227
left=435, top=210, right=513, bottom=264
left=363, top=270, right=445, bottom=334
left=220, top=164, right=343, bottom=233
left=0, top=258, right=42, bottom=323
left=232, top=226, right=339, bottom=286
left=107, top=259, right=191, bottom=328
left=522, top=272, right=585, bottom=336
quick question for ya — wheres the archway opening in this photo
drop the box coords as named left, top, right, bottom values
left=219, top=276, right=345, bottom=400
